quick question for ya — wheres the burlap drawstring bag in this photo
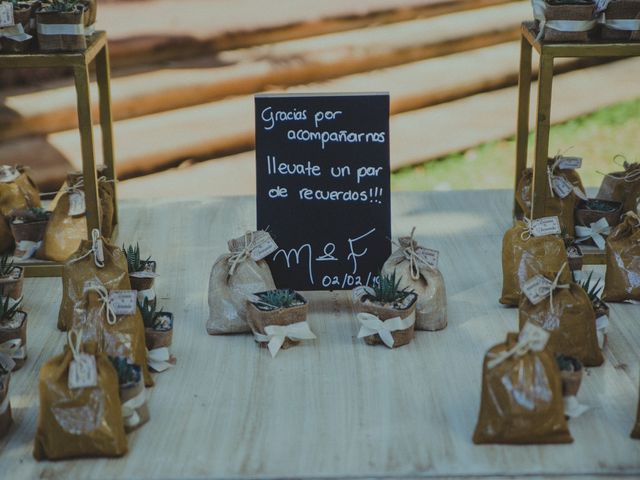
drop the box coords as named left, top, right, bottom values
left=33, top=332, right=127, bottom=461
left=207, top=231, right=276, bottom=335
left=473, top=324, right=572, bottom=445
left=66, top=172, right=116, bottom=239
left=597, top=159, right=640, bottom=214
left=381, top=229, right=447, bottom=331
left=603, top=212, right=640, bottom=302
left=518, top=264, right=603, bottom=367
left=500, top=219, right=570, bottom=306
left=632, top=380, right=640, bottom=440
left=0, top=165, right=41, bottom=218
left=515, top=157, right=586, bottom=237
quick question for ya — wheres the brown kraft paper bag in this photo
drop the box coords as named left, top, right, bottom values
left=518, top=264, right=603, bottom=367
left=473, top=324, right=572, bottom=444
left=0, top=165, right=41, bottom=218
left=515, top=159, right=585, bottom=237
left=604, top=212, right=640, bottom=302
left=381, top=230, right=446, bottom=331
left=500, top=219, right=570, bottom=306
left=597, top=160, right=640, bottom=214
left=33, top=335, right=127, bottom=460
left=207, top=231, right=276, bottom=335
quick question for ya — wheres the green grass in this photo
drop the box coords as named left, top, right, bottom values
left=391, top=97, right=640, bottom=192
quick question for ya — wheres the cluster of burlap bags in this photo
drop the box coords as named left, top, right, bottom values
left=473, top=325, right=572, bottom=444
left=597, top=160, right=640, bottom=214
left=604, top=212, right=640, bottom=302
left=0, top=166, right=41, bottom=253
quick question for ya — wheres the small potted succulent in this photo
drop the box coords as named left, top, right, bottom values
left=0, top=253, right=24, bottom=300
left=36, top=0, right=87, bottom=52
left=601, top=0, right=640, bottom=41
left=579, top=271, right=609, bottom=320
left=124, top=243, right=157, bottom=304
left=556, top=354, right=583, bottom=397
left=9, top=207, right=50, bottom=259
left=110, top=357, right=149, bottom=433
left=563, top=234, right=584, bottom=272
left=247, top=288, right=310, bottom=352
left=575, top=198, right=623, bottom=229
left=354, top=272, right=418, bottom=348
left=139, top=298, right=173, bottom=352
left=539, top=0, right=598, bottom=43
left=0, top=1, right=34, bottom=54
left=0, top=353, right=14, bottom=438
left=0, top=296, right=27, bottom=370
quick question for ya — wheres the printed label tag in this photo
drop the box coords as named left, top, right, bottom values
left=522, top=275, right=553, bottom=305
left=95, top=237, right=104, bottom=265
left=68, top=354, right=97, bottom=390
left=519, top=322, right=550, bottom=351
left=415, top=247, right=439, bottom=269
left=0, top=353, right=15, bottom=373
left=109, top=290, right=137, bottom=315
left=557, top=156, right=582, bottom=170
left=352, top=285, right=376, bottom=302
left=68, top=191, right=86, bottom=217
left=531, top=216, right=561, bottom=237
left=552, top=176, right=573, bottom=199
left=250, top=235, right=279, bottom=261
left=0, top=2, right=14, bottom=28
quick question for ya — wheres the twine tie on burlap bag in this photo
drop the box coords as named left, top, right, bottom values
left=68, top=328, right=85, bottom=362
left=520, top=217, right=534, bottom=241
left=253, top=322, right=316, bottom=358
left=147, top=347, right=172, bottom=373
left=597, top=155, right=640, bottom=183
left=537, top=263, right=570, bottom=315
left=0, top=338, right=25, bottom=361
left=391, top=227, right=434, bottom=281
left=532, top=0, right=601, bottom=42
left=575, top=218, right=611, bottom=250
left=357, top=311, right=416, bottom=349
left=228, top=231, right=256, bottom=276
left=547, top=154, right=587, bottom=200
left=83, top=283, right=117, bottom=326
left=486, top=325, right=549, bottom=369
left=70, top=229, right=105, bottom=268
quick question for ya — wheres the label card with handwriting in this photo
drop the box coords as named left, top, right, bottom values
left=109, top=290, right=137, bottom=315
left=255, top=93, right=391, bottom=290
left=250, top=235, right=279, bottom=261
left=552, top=176, right=574, bottom=199
left=416, top=247, right=439, bottom=269
left=522, top=275, right=553, bottom=305
left=531, top=216, right=561, bottom=237
left=68, top=191, right=86, bottom=217
left=557, top=156, right=582, bottom=170
left=0, top=2, right=14, bottom=28
left=68, top=354, right=97, bottom=390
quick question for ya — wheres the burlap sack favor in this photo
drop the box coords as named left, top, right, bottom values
left=473, top=324, right=572, bottom=444
left=597, top=160, right=640, bottom=218
left=207, top=231, right=277, bottom=335
left=515, top=157, right=586, bottom=237
left=0, top=165, right=41, bottom=219
left=518, top=263, right=604, bottom=367
left=33, top=333, right=127, bottom=461
left=500, top=217, right=570, bottom=306
left=66, top=171, right=116, bottom=239
left=603, top=212, right=640, bottom=302
left=381, top=229, right=446, bottom=331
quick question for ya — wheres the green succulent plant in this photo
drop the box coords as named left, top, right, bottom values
left=0, top=296, right=22, bottom=323
left=370, top=271, right=413, bottom=304
left=256, top=289, right=299, bottom=309
left=578, top=270, right=603, bottom=303
left=123, top=243, right=152, bottom=274
left=137, top=297, right=169, bottom=330
left=40, top=0, right=81, bottom=13
left=109, top=357, right=141, bottom=386
left=0, top=254, right=14, bottom=278
left=12, top=207, right=50, bottom=223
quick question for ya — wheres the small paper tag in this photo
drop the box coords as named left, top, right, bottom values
left=415, top=247, right=439, bottom=269
left=557, top=156, right=582, bottom=170
left=552, top=176, right=573, bottom=199
left=95, top=237, right=104, bottom=265
left=0, top=353, right=16, bottom=373
left=522, top=275, right=553, bottom=305
left=352, top=285, right=376, bottom=302
left=109, top=290, right=137, bottom=315
left=68, top=191, right=86, bottom=217
left=531, top=216, right=561, bottom=237
left=0, top=2, right=14, bottom=28
left=68, top=353, right=97, bottom=390
left=250, top=235, right=279, bottom=261
left=518, top=322, right=550, bottom=351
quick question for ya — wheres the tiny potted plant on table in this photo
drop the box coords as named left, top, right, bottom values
left=110, top=357, right=149, bottom=433
left=563, top=234, right=584, bottom=273
left=579, top=271, right=609, bottom=349
left=354, top=272, right=418, bottom=349
left=0, top=353, right=14, bottom=438
left=124, top=243, right=157, bottom=306
left=9, top=207, right=50, bottom=259
left=0, top=296, right=27, bottom=370
left=539, top=0, right=599, bottom=43
left=0, top=1, right=33, bottom=53
left=36, top=0, right=87, bottom=52
left=556, top=354, right=583, bottom=397
left=575, top=198, right=623, bottom=229
left=138, top=298, right=175, bottom=372
left=0, top=253, right=24, bottom=300
left=247, top=288, right=315, bottom=356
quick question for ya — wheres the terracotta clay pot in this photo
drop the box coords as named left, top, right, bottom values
left=144, top=313, right=173, bottom=351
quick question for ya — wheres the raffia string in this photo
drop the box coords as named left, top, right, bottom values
left=70, top=229, right=104, bottom=268
left=520, top=217, right=533, bottom=241
left=391, top=227, right=434, bottom=280
left=597, top=155, right=640, bottom=183
left=228, top=231, right=256, bottom=276
left=84, top=283, right=117, bottom=326
left=538, top=262, right=570, bottom=315
left=68, top=328, right=84, bottom=361
left=487, top=332, right=542, bottom=370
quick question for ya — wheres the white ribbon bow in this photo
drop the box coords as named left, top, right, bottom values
left=0, top=338, right=25, bottom=361
left=14, top=240, right=42, bottom=261
left=576, top=218, right=611, bottom=250
left=147, top=347, right=173, bottom=373
left=122, top=389, right=146, bottom=428
left=357, top=312, right=416, bottom=349
left=535, top=262, right=570, bottom=315
left=253, top=321, right=316, bottom=358
left=0, top=24, right=31, bottom=42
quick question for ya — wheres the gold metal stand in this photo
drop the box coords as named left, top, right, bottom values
left=0, top=32, right=118, bottom=277
left=514, top=22, right=640, bottom=265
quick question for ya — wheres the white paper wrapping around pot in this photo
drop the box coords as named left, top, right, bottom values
left=37, top=23, right=85, bottom=35
left=147, top=347, right=172, bottom=373
left=531, top=0, right=599, bottom=40
left=0, top=338, right=25, bottom=361
left=121, top=389, right=146, bottom=428
left=0, top=24, right=31, bottom=42
left=206, top=253, right=276, bottom=335
left=604, top=18, right=640, bottom=31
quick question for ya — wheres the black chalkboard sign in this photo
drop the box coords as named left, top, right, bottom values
left=255, top=93, right=391, bottom=291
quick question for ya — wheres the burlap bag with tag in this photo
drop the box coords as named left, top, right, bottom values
left=473, top=327, right=572, bottom=445
left=518, top=266, right=603, bottom=367
left=597, top=160, right=640, bottom=214
left=33, top=337, right=127, bottom=461
left=207, top=231, right=276, bottom=335
left=603, top=212, right=640, bottom=302
left=381, top=231, right=446, bottom=331
left=500, top=220, right=570, bottom=306
left=65, top=172, right=116, bottom=239
left=0, top=166, right=41, bottom=218
left=515, top=160, right=584, bottom=237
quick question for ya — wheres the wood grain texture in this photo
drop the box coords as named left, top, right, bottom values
left=0, top=190, right=638, bottom=479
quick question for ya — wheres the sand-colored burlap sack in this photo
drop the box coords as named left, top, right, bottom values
left=473, top=325, right=572, bottom=444
left=381, top=230, right=446, bottom=331
left=515, top=159, right=585, bottom=237
left=0, top=166, right=41, bottom=218
left=500, top=219, right=570, bottom=306
left=518, top=264, right=603, bottom=367
left=597, top=160, right=640, bottom=214
left=207, top=231, right=276, bottom=334
left=603, top=212, right=640, bottom=302
left=33, top=335, right=127, bottom=461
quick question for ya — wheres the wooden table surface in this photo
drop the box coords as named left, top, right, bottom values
left=1, top=190, right=639, bottom=479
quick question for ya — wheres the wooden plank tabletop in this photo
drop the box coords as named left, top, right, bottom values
left=1, top=190, right=639, bottom=479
